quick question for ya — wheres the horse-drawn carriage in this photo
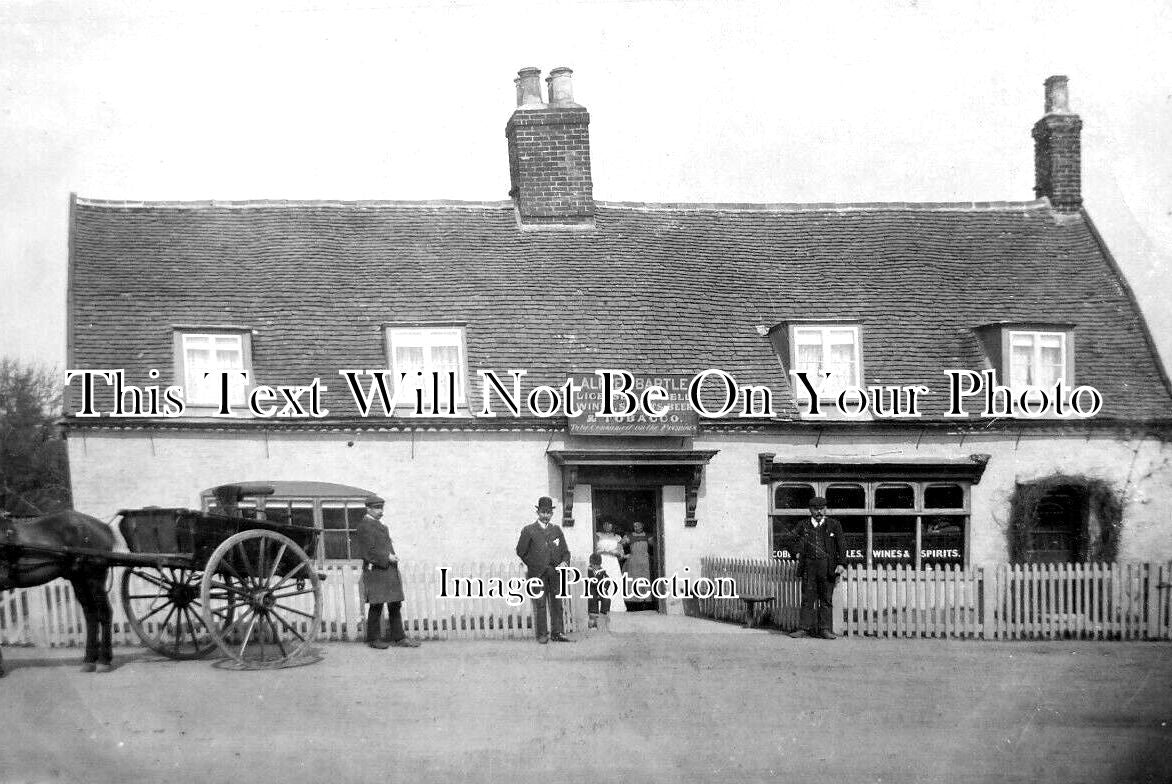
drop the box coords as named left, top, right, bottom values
left=1, top=483, right=323, bottom=674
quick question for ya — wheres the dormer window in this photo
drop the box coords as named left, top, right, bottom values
left=174, top=329, right=253, bottom=410
left=973, top=323, right=1074, bottom=393
left=791, top=324, right=861, bottom=398
left=1008, top=330, right=1067, bottom=389
left=386, top=325, right=468, bottom=410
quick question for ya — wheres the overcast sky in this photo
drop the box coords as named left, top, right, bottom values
left=2, top=0, right=1170, bottom=376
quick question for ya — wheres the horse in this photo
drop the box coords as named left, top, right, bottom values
left=0, top=510, right=115, bottom=677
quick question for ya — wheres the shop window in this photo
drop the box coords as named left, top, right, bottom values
left=769, top=479, right=970, bottom=567
left=770, top=483, right=815, bottom=558
left=775, top=483, right=815, bottom=509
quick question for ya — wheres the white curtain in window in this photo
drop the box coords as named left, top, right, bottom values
left=183, top=334, right=245, bottom=406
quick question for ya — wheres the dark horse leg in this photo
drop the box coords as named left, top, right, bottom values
left=70, top=566, right=113, bottom=672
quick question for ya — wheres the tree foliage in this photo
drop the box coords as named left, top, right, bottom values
left=0, top=358, right=72, bottom=516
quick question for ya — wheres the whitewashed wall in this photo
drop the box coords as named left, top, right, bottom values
left=68, top=427, right=1172, bottom=616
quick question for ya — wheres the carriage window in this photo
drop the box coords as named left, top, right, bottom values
left=263, top=499, right=314, bottom=528
left=176, top=331, right=252, bottom=409
left=201, top=487, right=374, bottom=565
left=322, top=502, right=365, bottom=560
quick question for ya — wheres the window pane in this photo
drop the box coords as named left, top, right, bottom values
left=1038, top=339, right=1064, bottom=386
left=922, top=516, right=965, bottom=565
left=872, top=515, right=915, bottom=563
left=774, top=484, right=815, bottom=509
left=838, top=515, right=867, bottom=563
left=875, top=484, right=914, bottom=509
left=264, top=500, right=314, bottom=527
left=924, top=484, right=964, bottom=509
left=825, top=484, right=865, bottom=509
left=430, top=345, right=462, bottom=402
left=183, top=333, right=245, bottom=405
left=770, top=516, right=803, bottom=559
left=395, top=346, right=425, bottom=376
left=796, top=343, right=823, bottom=375
left=1010, top=340, right=1034, bottom=387
left=323, top=530, right=352, bottom=560
left=321, top=505, right=349, bottom=530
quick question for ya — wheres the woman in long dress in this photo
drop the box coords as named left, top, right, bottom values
left=625, top=521, right=653, bottom=608
left=594, top=520, right=627, bottom=613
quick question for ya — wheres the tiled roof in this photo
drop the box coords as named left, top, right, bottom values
left=67, top=197, right=1172, bottom=422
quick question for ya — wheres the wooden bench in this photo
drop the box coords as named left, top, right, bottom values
left=741, top=595, right=777, bottom=628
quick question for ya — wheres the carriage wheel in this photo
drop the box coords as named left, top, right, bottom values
left=121, top=565, right=228, bottom=659
left=199, top=529, right=322, bottom=669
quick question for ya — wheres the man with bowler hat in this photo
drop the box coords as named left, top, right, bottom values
left=790, top=496, right=847, bottom=639
left=356, top=495, right=421, bottom=649
left=515, top=496, right=573, bottom=643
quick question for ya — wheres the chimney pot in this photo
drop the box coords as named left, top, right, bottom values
left=505, top=65, right=593, bottom=225
left=1044, top=75, right=1070, bottom=114
left=546, top=67, right=576, bottom=106
left=1032, top=75, right=1082, bottom=212
left=517, top=67, right=545, bottom=107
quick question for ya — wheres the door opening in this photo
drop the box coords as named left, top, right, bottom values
left=591, top=487, right=662, bottom=612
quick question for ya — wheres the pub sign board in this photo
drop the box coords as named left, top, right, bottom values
left=568, top=373, right=699, bottom=436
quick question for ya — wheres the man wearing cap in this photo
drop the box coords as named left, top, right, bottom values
left=356, top=495, right=421, bottom=649
left=790, top=496, right=847, bottom=640
left=515, top=496, right=573, bottom=643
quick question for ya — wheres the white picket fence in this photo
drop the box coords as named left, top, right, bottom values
left=0, top=560, right=588, bottom=649
left=699, top=557, right=1172, bottom=640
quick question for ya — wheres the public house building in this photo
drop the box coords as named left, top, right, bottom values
left=64, top=69, right=1172, bottom=613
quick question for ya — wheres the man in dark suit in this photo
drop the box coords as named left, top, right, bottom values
left=515, top=496, right=573, bottom=644
left=790, top=496, right=847, bottom=640
left=355, top=495, right=421, bottom=649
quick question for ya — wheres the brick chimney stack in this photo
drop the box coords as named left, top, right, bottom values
left=1032, top=75, right=1083, bottom=212
left=506, top=66, right=594, bottom=225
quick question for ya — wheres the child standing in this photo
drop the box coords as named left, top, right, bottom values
left=587, top=552, right=613, bottom=632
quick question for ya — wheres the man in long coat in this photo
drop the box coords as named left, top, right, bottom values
left=356, top=495, right=420, bottom=649
left=515, top=496, right=573, bottom=643
left=790, top=496, right=847, bottom=640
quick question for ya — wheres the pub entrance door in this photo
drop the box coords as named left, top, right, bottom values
left=591, top=487, right=663, bottom=612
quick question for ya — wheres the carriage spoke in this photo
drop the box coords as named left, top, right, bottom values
left=158, top=603, right=179, bottom=635
left=235, top=542, right=259, bottom=591
left=256, top=538, right=268, bottom=586
left=130, top=569, right=171, bottom=590
left=184, top=608, right=201, bottom=651
left=267, top=562, right=311, bottom=594
left=238, top=611, right=261, bottom=658
left=269, top=585, right=317, bottom=601
left=207, top=579, right=253, bottom=599
left=136, top=600, right=173, bottom=624
left=266, top=544, right=289, bottom=583
left=264, top=614, right=288, bottom=658
left=269, top=609, right=308, bottom=642
left=269, top=602, right=317, bottom=621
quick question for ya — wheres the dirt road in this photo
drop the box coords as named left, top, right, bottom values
left=2, top=614, right=1169, bottom=784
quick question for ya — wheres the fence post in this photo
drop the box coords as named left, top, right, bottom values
left=978, top=563, right=990, bottom=640
left=1143, top=562, right=1156, bottom=641
left=833, top=576, right=845, bottom=635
